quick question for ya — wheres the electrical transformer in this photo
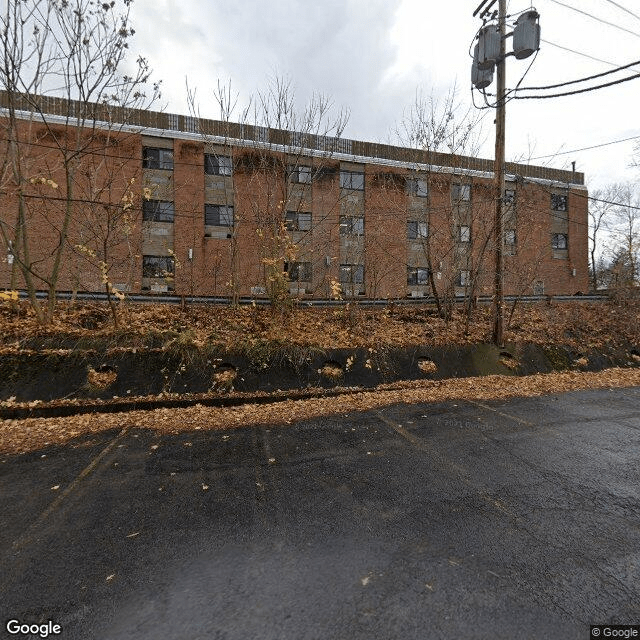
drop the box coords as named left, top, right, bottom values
left=477, top=24, right=500, bottom=69
left=513, top=10, right=540, bottom=59
left=472, top=43, right=494, bottom=89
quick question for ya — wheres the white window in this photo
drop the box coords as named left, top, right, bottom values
left=452, top=183, right=471, bottom=201
left=459, top=225, right=471, bottom=243
left=285, top=211, right=312, bottom=232
left=406, top=178, right=428, bottom=198
left=340, top=171, right=365, bottom=191
left=407, top=221, right=428, bottom=240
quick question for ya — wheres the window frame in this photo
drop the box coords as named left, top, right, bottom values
left=339, top=215, right=365, bottom=236
left=205, top=204, right=234, bottom=227
left=339, top=263, right=365, bottom=284
left=551, top=194, right=568, bottom=211
left=285, top=261, right=312, bottom=282
left=407, top=266, right=430, bottom=285
left=142, top=199, right=175, bottom=223
left=204, top=153, right=233, bottom=176
left=406, top=177, right=428, bottom=198
left=552, top=233, right=568, bottom=250
left=339, top=170, right=365, bottom=191
left=142, top=255, right=175, bottom=279
left=285, top=210, right=312, bottom=232
left=143, top=147, right=174, bottom=171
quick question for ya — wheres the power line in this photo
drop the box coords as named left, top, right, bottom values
left=515, top=57, right=640, bottom=91
left=526, top=133, right=640, bottom=160
left=602, top=0, right=640, bottom=22
left=512, top=71, right=640, bottom=99
left=548, top=0, right=640, bottom=39
left=541, top=38, right=640, bottom=72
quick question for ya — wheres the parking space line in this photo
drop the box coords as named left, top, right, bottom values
left=465, top=399, right=537, bottom=428
left=12, top=427, right=129, bottom=551
left=375, top=411, right=519, bottom=521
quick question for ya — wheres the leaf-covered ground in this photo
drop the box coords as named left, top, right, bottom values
left=2, top=368, right=640, bottom=455
left=1, top=300, right=638, bottom=455
left=0, top=299, right=638, bottom=352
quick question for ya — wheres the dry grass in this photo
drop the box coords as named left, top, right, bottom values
left=1, top=300, right=638, bottom=352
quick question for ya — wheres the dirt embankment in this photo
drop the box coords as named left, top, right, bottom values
left=0, top=300, right=638, bottom=407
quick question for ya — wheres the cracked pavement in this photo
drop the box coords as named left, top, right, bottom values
left=1, top=386, right=639, bottom=639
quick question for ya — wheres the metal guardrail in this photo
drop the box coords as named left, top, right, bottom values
left=10, top=290, right=608, bottom=306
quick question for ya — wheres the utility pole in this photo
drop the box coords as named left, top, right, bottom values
left=493, top=0, right=506, bottom=347
left=471, top=1, right=540, bottom=347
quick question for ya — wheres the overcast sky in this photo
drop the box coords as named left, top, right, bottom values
left=129, top=0, right=640, bottom=190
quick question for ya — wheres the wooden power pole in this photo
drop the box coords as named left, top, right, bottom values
left=492, top=0, right=506, bottom=347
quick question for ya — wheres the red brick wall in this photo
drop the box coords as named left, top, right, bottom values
left=0, top=119, right=589, bottom=299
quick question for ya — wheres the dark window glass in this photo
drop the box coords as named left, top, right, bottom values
left=205, top=204, right=234, bottom=226
left=551, top=194, right=568, bottom=211
left=286, top=261, right=312, bottom=282
left=339, top=264, right=364, bottom=284
left=143, top=147, right=173, bottom=170
left=552, top=233, right=568, bottom=249
left=142, top=255, right=175, bottom=278
left=205, top=154, right=233, bottom=176
left=143, top=200, right=175, bottom=223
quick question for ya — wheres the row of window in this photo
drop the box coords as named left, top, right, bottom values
left=142, top=255, right=472, bottom=289
left=141, top=202, right=522, bottom=247
left=143, top=147, right=570, bottom=213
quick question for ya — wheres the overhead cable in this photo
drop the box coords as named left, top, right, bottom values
left=515, top=57, right=640, bottom=91
left=511, top=71, right=640, bottom=99
left=602, top=0, right=640, bottom=22
left=527, top=133, right=640, bottom=160
left=548, top=0, right=640, bottom=39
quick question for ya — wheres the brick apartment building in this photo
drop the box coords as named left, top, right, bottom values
left=0, top=93, right=588, bottom=300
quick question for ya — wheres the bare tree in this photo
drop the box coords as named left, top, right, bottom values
left=0, top=0, right=159, bottom=323
left=390, top=85, right=487, bottom=320
left=588, top=184, right=618, bottom=292
left=188, top=75, right=349, bottom=310
left=609, top=182, right=640, bottom=290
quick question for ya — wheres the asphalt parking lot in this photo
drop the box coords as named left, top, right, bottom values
left=1, top=386, right=640, bottom=640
